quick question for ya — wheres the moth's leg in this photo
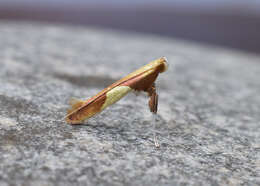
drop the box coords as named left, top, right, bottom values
left=147, top=83, right=160, bottom=147
left=149, top=92, right=158, bottom=114
left=148, top=83, right=158, bottom=114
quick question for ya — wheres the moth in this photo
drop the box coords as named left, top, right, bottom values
left=66, top=57, right=168, bottom=124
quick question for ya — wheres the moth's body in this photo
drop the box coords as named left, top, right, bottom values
left=66, top=57, right=168, bottom=124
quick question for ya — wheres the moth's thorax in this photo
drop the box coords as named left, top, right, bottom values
left=121, top=57, right=168, bottom=91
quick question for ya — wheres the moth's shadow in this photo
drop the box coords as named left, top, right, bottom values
left=69, top=120, right=123, bottom=132
left=54, top=73, right=117, bottom=88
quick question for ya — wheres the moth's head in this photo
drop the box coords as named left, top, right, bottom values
left=159, top=56, right=169, bottom=73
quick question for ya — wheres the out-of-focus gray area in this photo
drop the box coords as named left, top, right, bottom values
left=0, top=22, right=260, bottom=186
left=0, top=0, right=260, bottom=53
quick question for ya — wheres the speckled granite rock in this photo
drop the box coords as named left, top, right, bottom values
left=0, top=21, right=260, bottom=186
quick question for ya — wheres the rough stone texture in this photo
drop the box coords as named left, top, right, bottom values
left=0, top=21, right=260, bottom=186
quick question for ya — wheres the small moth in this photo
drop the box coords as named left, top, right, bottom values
left=66, top=57, right=168, bottom=124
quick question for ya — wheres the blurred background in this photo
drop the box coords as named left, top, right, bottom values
left=1, top=0, right=260, bottom=54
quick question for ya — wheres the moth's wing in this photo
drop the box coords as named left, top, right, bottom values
left=68, top=98, right=85, bottom=114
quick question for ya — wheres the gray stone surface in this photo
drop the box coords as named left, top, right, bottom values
left=0, top=21, right=260, bottom=186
